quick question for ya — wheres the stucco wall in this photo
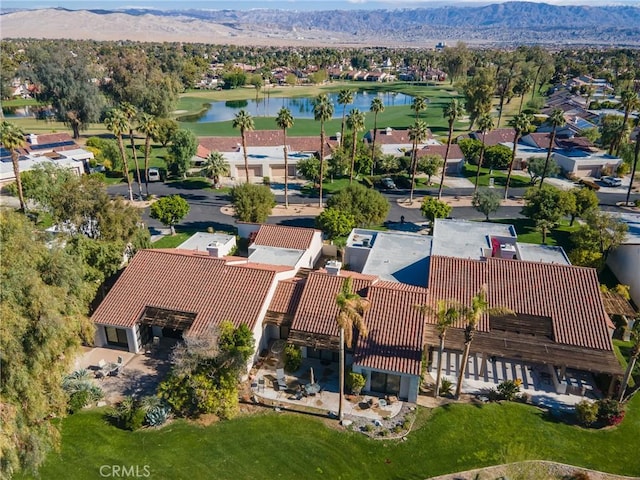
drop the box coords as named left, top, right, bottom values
left=607, top=244, right=640, bottom=306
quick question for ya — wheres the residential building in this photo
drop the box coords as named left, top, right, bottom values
left=607, top=213, right=640, bottom=306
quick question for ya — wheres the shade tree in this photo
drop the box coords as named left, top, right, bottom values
left=150, top=195, right=190, bottom=235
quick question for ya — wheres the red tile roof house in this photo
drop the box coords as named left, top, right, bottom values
left=91, top=249, right=297, bottom=365
left=363, top=127, right=439, bottom=156
left=416, top=144, right=466, bottom=175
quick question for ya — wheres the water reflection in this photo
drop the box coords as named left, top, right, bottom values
left=181, top=91, right=414, bottom=123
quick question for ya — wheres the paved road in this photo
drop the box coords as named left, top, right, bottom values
left=108, top=181, right=639, bottom=235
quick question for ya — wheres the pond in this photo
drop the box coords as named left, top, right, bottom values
left=180, top=90, right=415, bottom=123
left=2, top=105, right=55, bottom=119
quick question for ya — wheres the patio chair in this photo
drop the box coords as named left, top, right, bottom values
left=276, top=368, right=288, bottom=391
left=258, top=377, right=265, bottom=393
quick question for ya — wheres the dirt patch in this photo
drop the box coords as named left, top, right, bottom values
left=221, top=203, right=324, bottom=217
left=396, top=196, right=524, bottom=209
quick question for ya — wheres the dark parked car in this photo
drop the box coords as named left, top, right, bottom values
left=380, top=177, right=397, bottom=189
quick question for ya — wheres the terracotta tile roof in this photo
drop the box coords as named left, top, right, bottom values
left=365, top=128, right=433, bottom=145
left=91, top=249, right=277, bottom=336
left=252, top=224, right=319, bottom=251
left=525, top=133, right=594, bottom=151
left=416, top=144, right=464, bottom=160
left=28, top=132, right=75, bottom=145
left=427, top=255, right=613, bottom=351
left=268, top=278, right=306, bottom=315
left=199, top=132, right=337, bottom=154
left=470, top=128, right=515, bottom=146
left=290, top=271, right=376, bottom=337
left=196, top=144, right=210, bottom=159
left=354, top=282, right=428, bottom=376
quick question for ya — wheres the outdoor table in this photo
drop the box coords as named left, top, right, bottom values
left=304, top=382, right=321, bottom=396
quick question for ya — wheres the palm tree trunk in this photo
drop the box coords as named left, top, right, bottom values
left=11, top=152, right=26, bottom=212
left=434, top=335, right=446, bottom=398
left=283, top=128, right=289, bottom=208
left=455, top=342, right=472, bottom=398
left=339, top=326, right=345, bottom=421
left=518, top=93, right=526, bottom=114
left=242, top=131, right=249, bottom=183
left=371, top=115, right=378, bottom=176
left=497, top=96, right=505, bottom=129
left=340, top=108, right=346, bottom=147
left=144, top=135, right=151, bottom=197
left=117, top=135, right=133, bottom=201
left=319, top=125, right=325, bottom=208
left=619, top=353, right=638, bottom=401
left=504, top=136, right=519, bottom=200
left=626, top=134, right=639, bottom=206
left=129, top=129, right=143, bottom=198
left=409, top=141, right=418, bottom=202
left=438, top=123, right=453, bottom=199
left=539, top=127, right=557, bottom=189
left=474, top=133, right=487, bottom=195
left=349, top=130, right=357, bottom=184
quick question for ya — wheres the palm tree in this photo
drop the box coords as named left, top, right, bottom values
left=335, top=277, right=370, bottom=421
left=137, top=113, right=158, bottom=197
left=626, top=117, right=640, bottom=206
left=411, top=96, right=427, bottom=120
left=408, top=120, right=428, bottom=202
left=120, top=102, right=143, bottom=198
left=312, top=94, right=334, bottom=208
left=105, top=108, right=133, bottom=201
left=369, top=97, right=385, bottom=175
left=232, top=110, right=255, bottom=183
left=619, top=318, right=640, bottom=401
left=455, top=285, right=513, bottom=398
left=337, top=89, right=353, bottom=146
left=438, top=99, right=465, bottom=199
left=474, top=114, right=494, bottom=195
left=416, top=300, right=460, bottom=398
left=516, top=76, right=533, bottom=114
left=201, top=151, right=230, bottom=188
left=0, top=121, right=27, bottom=211
left=618, top=90, right=640, bottom=155
left=276, top=107, right=294, bottom=208
left=346, top=108, right=366, bottom=184
left=504, top=113, right=532, bottom=200
left=539, top=109, right=565, bottom=189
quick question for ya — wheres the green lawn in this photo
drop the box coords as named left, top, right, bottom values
left=151, top=231, right=196, bottom=248
left=491, top=218, right=578, bottom=251
left=614, top=339, right=639, bottom=388
left=463, top=164, right=532, bottom=189
left=19, top=395, right=640, bottom=479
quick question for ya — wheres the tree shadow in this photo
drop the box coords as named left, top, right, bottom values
left=274, top=217, right=317, bottom=228
left=179, top=220, right=238, bottom=234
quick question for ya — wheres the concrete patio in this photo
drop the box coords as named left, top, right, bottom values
left=428, top=350, right=603, bottom=410
left=253, top=357, right=404, bottom=421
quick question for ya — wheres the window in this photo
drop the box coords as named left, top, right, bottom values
left=105, top=327, right=128, bottom=347
left=370, top=371, right=401, bottom=395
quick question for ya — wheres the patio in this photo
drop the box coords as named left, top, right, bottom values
left=428, top=350, right=603, bottom=410
left=252, top=357, right=404, bottom=421
left=73, top=339, right=176, bottom=404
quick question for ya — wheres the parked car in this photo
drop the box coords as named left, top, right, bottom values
left=578, top=178, right=601, bottom=191
left=600, top=176, right=622, bottom=187
left=147, top=168, right=161, bottom=182
left=380, top=177, right=397, bottom=189
left=89, top=164, right=106, bottom=174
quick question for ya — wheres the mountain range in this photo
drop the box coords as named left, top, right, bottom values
left=1, top=2, right=639, bottom=46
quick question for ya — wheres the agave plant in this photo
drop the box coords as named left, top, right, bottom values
left=145, top=404, right=170, bottom=427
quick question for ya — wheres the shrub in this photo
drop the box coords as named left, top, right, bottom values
left=392, top=425, right=402, bottom=434
left=284, top=344, right=302, bottom=373
left=262, top=176, right=270, bottom=185
left=68, top=390, right=91, bottom=414
left=111, top=396, right=147, bottom=431
left=597, top=398, right=625, bottom=426
left=145, top=404, right=170, bottom=427
left=346, top=372, right=366, bottom=395
left=363, top=424, right=374, bottom=432
left=497, top=379, right=521, bottom=401
left=62, top=369, right=103, bottom=413
left=440, top=378, right=453, bottom=397
left=575, top=400, right=599, bottom=427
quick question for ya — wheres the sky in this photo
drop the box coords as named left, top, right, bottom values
left=3, top=0, right=639, bottom=11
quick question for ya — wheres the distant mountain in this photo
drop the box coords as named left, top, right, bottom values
left=1, top=2, right=639, bottom=46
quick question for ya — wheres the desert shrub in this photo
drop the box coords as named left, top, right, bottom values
left=111, top=396, right=147, bottom=431
left=284, top=343, right=302, bottom=373
left=440, top=378, right=453, bottom=397
left=597, top=398, right=625, bottom=426
left=363, top=424, right=374, bottom=432
left=497, top=379, right=521, bottom=401
left=392, top=425, right=402, bottom=434
left=62, top=369, right=103, bottom=413
left=141, top=396, right=170, bottom=427
left=575, top=400, right=599, bottom=427
left=68, top=390, right=91, bottom=414
left=347, top=372, right=366, bottom=395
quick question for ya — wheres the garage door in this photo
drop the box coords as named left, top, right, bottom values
left=576, top=165, right=599, bottom=177
left=271, top=164, right=297, bottom=177
left=246, top=165, right=263, bottom=177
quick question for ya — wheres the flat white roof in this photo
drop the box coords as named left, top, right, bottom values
left=517, top=243, right=570, bottom=265
left=432, top=219, right=516, bottom=260
left=177, top=232, right=235, bottom=252
left=248, top=245, right=304, bottom=267
left=617, top=213, right=640, bottom=245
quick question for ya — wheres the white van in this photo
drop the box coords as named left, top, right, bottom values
left=147, top=168, right=161, bottom=182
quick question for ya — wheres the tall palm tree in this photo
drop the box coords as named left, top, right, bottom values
left=337, top=89, right=353, bottom=146
left=619, top=319, right=640, bottom=401
left=416, top=300, right=460, bottom=398
left=276, top=107, right=294, bottom=208
left=438, top=99, right=465, bottom=199
left=409, top=120, right=428, bottom=202
left=626, top=117, right=640, bottom=206
left=0, top=121, right=27, bottom=211
left=232, top=110, right=255, bottom=183
left=201, top=151, right=230, bottom=187
left=474, top=114, right=494, bottom=194
left=346, top=108, right=366, bottom=184
left=120, top=102, right=143, bottom=198
left=411, top=96, right=427, bottom=120
left=369, top=97, right=385, bottom=175
left=312, top=94, right=334, bottom=208
left=137, top=113, right=158, bottom=197
left=516, top=76, right=533, bottom=114
left=455, top=285, right=513, bottom=398
left=104, top=108, right=133, bottom=201
left=504, top=113, right=532, bottom=200
left=539, top=108, right=565, bottom=189
left=618, top=90, right=640, bottom=156
left=335, top=277, right=370, bottom=421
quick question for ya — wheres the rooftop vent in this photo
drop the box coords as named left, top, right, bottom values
left=206, top=242, right=223, bottom=258
left=325, top=260, right=342, bottom=276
